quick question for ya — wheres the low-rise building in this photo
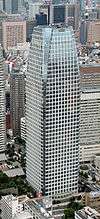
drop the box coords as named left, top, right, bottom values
left=82, top=192, right=100, bottom=213
left=75, top=207, right=100, bottom=219
left=3, top=167, right=25, bottom=178
left=13, top=211, right=33, bottom=219
left=24, top=198, right=53, bottom=219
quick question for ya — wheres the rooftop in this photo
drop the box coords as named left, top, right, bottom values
left=90, top=191, right=100, bottom=198
left=3, top=167, right=25, bottom=177
left=75, top=207, right=100, bottom=219
left=14, top=211, right=33, bottom=219
left=0, top=153, right=7, bottom=162
left=25, top=198, right=53, bottom=219
left=2, top=194, right=17, bottom=202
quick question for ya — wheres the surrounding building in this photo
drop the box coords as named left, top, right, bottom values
left=26, top=19, right=36, bottom=42
left=87, top=20, right=100, bottom=45
left=10, top=68, right=25, bottom=137
left=80, top=0, right=96, bottom=11
left=80, top=65, right=100, bottom=163
left=1, top=195, right=33, bottom=219
left=0, top=46, right=6, bottom=153
left=3, top=0, right=25, bottom=14
left=94, top=154, right=100, bottom=174
left=28, top=1, right=42, bottom=19
left=1, top=195, right=23, bottom=219
left=2, top=19, right=26, bottom=50
left=24, top=199, right=53, bottom=219
left=6, top=111, right=11, bottom=130
left=26, top=26, right=80, bottom=197
left=82, top=192, right=100, bottom=213
left=3, top=0, right=12, bottom=14
left=13, top=211, right=33, bottom=219
left=0, top=0, right=3, bottom=11
left=75, top=206, right=100, bottom=219
left=49, top=1, right=80, bottom=30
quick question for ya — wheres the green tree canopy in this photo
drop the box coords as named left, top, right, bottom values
left=64, top=208, right=74, bottom=219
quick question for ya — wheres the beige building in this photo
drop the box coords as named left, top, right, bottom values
left=80, top=65, right=100, bottom=163
left=87, top=20, right=100, bottom=45
left=82, top=192, right=100, bottom=213
left=2, top=20, right=26, bottom=50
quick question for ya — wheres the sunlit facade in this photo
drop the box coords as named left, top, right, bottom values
left=26, top=26, right=80, bottom=196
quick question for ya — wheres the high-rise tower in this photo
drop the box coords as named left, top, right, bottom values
left=26, top=26, right=80, bottom=196
left=10, top=68, right=25, bottom=137
left=0, top=46, right=5, bottom=153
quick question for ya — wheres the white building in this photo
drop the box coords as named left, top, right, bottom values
left=0, top=46, right=6, bottom=153
left=26, top=26, right=80, bottom=196
left=1, top=195, right=23, bottom=219
left=75, top=207, right=100, bottom=219
left=28, top=1, right=42, bottom=19
left=13, top=211, right=33, bottom=219
left=24, top=198, right=53, bottom=219
left=1, top=195, right=33, bottom=219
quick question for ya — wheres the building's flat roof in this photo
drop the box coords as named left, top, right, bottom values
left=0, top=153, right=7, bottom=161
left=76, top=207, right=100, bottom=219
left=14, top=211, right=33, bottom=219
left=90, top=191, right=100, bottom=198
left=3, top=167, right=24, bottom=177
left=80, top=65, right=100, bottom=73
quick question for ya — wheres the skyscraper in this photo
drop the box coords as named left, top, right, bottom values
left=0, top=46, right=5, bottom=153
left=26, top=26, right=80, bottom=196
left=10, top=68, right=25, bottom=137
left=80, top=0, right=96, bottom=10
left=12, top=0, right=18, bottom=14
left=3, top=0, right=12, bottom=13
left=0, top=0, right=3, bottom=11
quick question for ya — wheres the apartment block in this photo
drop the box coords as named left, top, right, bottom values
left=2, top=20, right=26, bottom=50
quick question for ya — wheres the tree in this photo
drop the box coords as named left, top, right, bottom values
left=8, top=180, right=16, bottom=188
left=64, top=201, right=84, bottom=219
left=64, top=208, right=74, bottom=219
left=80, top=165, right=88, bottom=170
left=80, top=171, right=84, bottom=177
left=84, top=172, right=88, bottom=179
left=92, top=176, right=96, bottom=182
left=67, top=201, right=84, bottom=211
left=69, top=196, right=75, bottom=203
left=0, top=172, right=9, bottom=184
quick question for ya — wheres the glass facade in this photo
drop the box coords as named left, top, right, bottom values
left=26, top=26, right=80, bottom=196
